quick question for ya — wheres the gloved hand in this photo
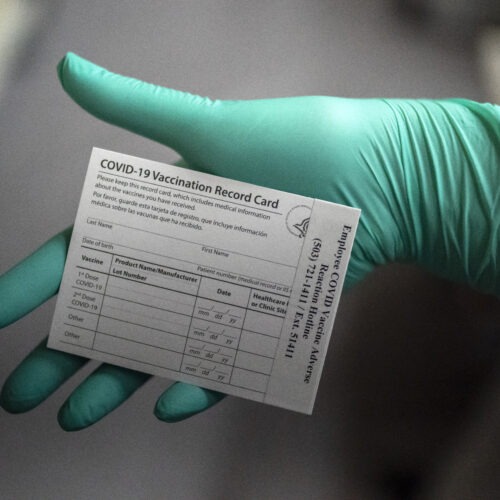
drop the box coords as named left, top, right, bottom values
left=1, top=53, right=498, bottom=430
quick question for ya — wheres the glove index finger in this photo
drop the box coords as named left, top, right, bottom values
left=0, top=227, right=72, bottom=328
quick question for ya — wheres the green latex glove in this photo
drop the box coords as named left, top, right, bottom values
left=1, top=53, right=498, bottom=430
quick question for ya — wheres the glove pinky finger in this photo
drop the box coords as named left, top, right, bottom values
left=154, top=382, right=225, bottom=423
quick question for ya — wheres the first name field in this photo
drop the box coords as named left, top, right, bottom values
left=48, top=148, right=360, bottom=414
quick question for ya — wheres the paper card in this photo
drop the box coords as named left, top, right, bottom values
left=48, top=148, right=360, bottom=414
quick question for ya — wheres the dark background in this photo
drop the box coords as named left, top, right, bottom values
left=1, top=1, right=499, bottom=498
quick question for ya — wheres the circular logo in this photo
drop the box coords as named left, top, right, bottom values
left=286, top=205, right=312, bottom=238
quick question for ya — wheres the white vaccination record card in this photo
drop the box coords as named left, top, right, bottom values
left=48, top=148, right=360, bottom=414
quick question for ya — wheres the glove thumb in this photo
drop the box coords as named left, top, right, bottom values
left=58, top=52, right=221, bottom=166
